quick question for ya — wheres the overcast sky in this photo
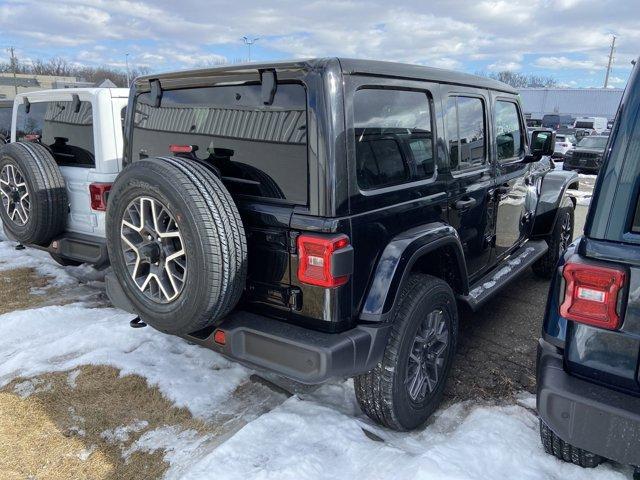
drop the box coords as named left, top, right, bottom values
left=0, top=0, right=637, bottom=87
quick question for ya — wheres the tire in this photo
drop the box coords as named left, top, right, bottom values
left=354, top=274, right=458, bottom=431
left=49, top=253, right=83, bottom=267
left=532, top=197, right=574, bottom=279
left=540, top=419, right=603, bottom=468
left=0, top=142, right=67, bottom=246
left=106, top=157, right=247, bottom=335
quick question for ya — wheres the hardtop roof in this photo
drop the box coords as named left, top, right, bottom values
left=135, top=57, right=517, bottom=94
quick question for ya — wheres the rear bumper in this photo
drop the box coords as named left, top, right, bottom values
left=106, top=273, right=389, bottom=384
left=47, top=232, right=109, bottom=267
left=537, top=338, right=640, bottom=466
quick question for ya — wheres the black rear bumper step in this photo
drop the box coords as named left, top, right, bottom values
left=105, top=272, right=390, bottom=384
left=458, top=239, right=548, bottom=310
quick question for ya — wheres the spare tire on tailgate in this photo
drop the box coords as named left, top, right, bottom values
left=106, top=157, right=247, bottom=335
left=0, top=141, right=67, bottom=245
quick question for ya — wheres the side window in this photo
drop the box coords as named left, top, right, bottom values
left=354, top=88, right=435, bottom=190
left=16, top=100, right=95, bottom=167
left=446, top=96, right=486, bottom=171
left=495, top=101, right=524, bottom=162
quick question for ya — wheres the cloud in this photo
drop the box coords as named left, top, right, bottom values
left=0, top=0, right=637, bottom=86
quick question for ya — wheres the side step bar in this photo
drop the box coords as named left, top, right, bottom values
left=458, top=239, right=548, bottom=311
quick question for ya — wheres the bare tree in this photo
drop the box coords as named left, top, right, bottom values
left=476, top=70, right=558, bottom=88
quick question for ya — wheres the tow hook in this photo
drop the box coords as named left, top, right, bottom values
left=129, top=316, right=147, bottom=328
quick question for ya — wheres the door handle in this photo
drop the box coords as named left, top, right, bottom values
left=454, top=197, right=477, bottom=210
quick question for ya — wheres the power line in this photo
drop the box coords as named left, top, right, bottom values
left=242, top=36, right=259, bottom=62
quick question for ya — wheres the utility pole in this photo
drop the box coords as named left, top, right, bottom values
left=604, top=35, right=616, bottom=88
left=7, top=47, right=18, bottom=96
left=242, top=36, right=259, bottom=62
left=125, top=53, right=131, bottom=87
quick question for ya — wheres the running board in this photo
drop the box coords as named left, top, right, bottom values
left=458, top=240, right=548, bottom=311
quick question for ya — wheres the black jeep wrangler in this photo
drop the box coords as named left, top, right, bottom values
left=105, top=58, right=578, bottom=430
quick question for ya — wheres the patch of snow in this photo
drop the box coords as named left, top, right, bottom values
left=124, top=426, right=213, bottom=480
left=515, top=392, right=537, bottom=410
left=567, top=188, right=592, bottom=207
left=77, top=444, right=96, bottom=461
left=0, top=304, right=250, bottom=419
left=101, top=420, right=149, bottom=444
left=179, top=384, right=628, bottom=480
left=13, top=377, right=52, bottom=398
left=67, top=369, right=81, bottom=389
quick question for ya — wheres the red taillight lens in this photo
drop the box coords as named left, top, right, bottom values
left=89, top=183, right=112, bottom=211
left=169, top=144, right=195, bottom=154
left=297, top=234, right=350, bottom=287
left=560, top=261, right=625, bottom=330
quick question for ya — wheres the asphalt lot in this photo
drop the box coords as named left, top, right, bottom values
left=445, top=173, right=594, bottom=403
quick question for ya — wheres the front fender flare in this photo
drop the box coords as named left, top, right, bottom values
left=359, top=223, right=467, bottom=322
left=532, top=169, right=579, bottom=238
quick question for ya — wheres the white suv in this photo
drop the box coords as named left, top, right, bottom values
left=1, top=88, right=128, bottom=266
left=553, top=133, right=577, bottom=159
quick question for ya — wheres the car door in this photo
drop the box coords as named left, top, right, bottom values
left=442, top=89, right=495, bottom=278
left=492, top=96, right=531, bottom=260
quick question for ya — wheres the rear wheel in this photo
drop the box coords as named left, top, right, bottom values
left=533, top=198, right=574, bottom=279
left=106, top=157, right=247, bottom=335
left=355, top=274, right=458, bottom=431
left=539, top=419, right=603, bottom=468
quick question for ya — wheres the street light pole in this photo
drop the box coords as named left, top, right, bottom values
left=7, top=47, right=18, bottom=96
left=125, top=53, right=131, bottom=87
left=242, top=36, right=259, bottom=62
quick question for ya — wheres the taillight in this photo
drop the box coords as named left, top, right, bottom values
left=560, top=261, right=626, bottom=330
left=169, top=144, right=197, bottom=154
left=89, top=183, right=112, bottom=211
left=297, top=234, right=351, bottom=287
left=559, top=143, right=568, bottom=147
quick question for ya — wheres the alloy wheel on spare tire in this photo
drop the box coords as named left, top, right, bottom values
left=106, top=157, right=247, bottom=335
left=0, top=142, right=67, bottom=245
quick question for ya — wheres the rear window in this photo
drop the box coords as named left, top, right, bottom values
left=131, top=83, right=308, bottom=205
left=15, top=100, right=95, bottom=167
left=578, top=136, right=608, bottom=149
left=353, top=88, right=435, bottom=190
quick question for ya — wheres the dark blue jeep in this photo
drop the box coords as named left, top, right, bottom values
left=537, top=59, right=640, bottom=474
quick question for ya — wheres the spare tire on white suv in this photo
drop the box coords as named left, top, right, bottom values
left=0, top=141, right=68, bottom=245
left=106, top=157, right=247, bottom=335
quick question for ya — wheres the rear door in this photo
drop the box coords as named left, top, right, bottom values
left=492, top=96, right=531, bottom=260
left=14, top=94, right=99, bottom=235
left=442, top=89, right=494, bottom=278
left=130, top=81, right=308, bottom=319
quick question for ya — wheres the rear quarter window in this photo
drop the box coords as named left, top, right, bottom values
left=15, top=100, right=95, bottom=167
left=131, top=83, right=308, bottom=205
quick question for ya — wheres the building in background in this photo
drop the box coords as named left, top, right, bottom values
left=518, top=88, right=624, bottom=121
left=0, top=73, right=94, bottom=100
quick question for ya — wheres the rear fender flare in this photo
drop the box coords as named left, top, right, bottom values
left=359, top=223, right=467, bottom=322
left=532, top=169, right=579, bottom=238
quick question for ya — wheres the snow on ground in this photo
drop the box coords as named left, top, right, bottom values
left=0, top=239, right=633, bottom=479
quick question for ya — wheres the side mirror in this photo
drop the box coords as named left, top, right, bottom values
left=523, top=130, right=555, bottom=163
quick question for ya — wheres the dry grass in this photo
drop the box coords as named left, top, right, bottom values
left=0, top=366, right=207, bottom=480
left=0, top=267, right=57, bottom=315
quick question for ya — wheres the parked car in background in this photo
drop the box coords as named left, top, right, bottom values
left=553, top=133, right=577, bottom=159
left=573, top=116, right=608, bottom=135
left=542, top=114, right=574, bottom=130
left=93, top=58, right=578, bottom=431
left=562, top=135, right=608, bottom=174
left=0, top=88, right=128, bottom=267
left=537, top=58, right=640, bottom=475
left=0, top=99, right=12, bottom=144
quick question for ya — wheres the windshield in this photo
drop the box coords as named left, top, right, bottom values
left=578, top=136, right=608, bottom=149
